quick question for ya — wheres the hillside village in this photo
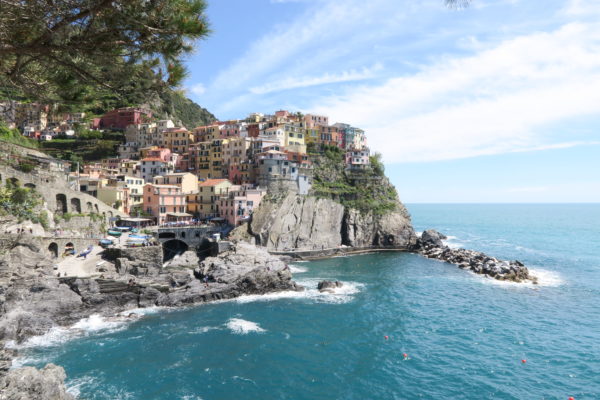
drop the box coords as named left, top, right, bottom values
left=0, top=102, right=372, bottom=228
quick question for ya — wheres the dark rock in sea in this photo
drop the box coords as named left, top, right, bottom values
left=419, top=229, right=447, bottom=248
left=415, top=229, right=536, bottom=284
left=317, top=280, right=343, bottom=292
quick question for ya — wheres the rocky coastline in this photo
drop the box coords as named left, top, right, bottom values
left=415, top=229, right=537, bottom=284
left=0, top=238, right=302, bottom=398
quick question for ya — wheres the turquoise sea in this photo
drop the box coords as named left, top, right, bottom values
left=14, top=204, right=600, bottom=399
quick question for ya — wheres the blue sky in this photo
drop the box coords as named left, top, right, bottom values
left=183, top=0, right=600, bottom=203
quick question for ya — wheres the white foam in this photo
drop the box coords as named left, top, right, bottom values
left=232, top=279, right=364, bottom=305
left=443, top=235, right=467, bottom=249
left=289, top=265, right=307, bottom=273
left=527, top=268, right=564, bottom=287
left=475, top=268, right=564, bottom=288
left=225, top=318, right=266, bottom=334
left=8, top=314, right=130, bottom=351
left=65, top=375, right=97, bottom=398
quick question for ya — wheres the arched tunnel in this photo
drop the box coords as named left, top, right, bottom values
left=162, top=239, right=189, bottom=262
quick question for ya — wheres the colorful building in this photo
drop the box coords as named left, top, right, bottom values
left=143, top=183, right=188, bottom=224
left=197, top=179, right=232, bottom=219
left=218, top=185, right=267, bottom=226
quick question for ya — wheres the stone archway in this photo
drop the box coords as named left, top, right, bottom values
left=162, top=239, right=189, bottom=261
left=158, top=232, right=176, bottom=239
left=55, top=194, right=67, bottom=214
left=48, top=242, right=58, bottom=258
left=70, top=197, right=81, bottom=213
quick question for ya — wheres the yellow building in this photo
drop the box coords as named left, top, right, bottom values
left=189, top=141, right=211, bottom=180
left=160, top=128, right=194, bottom=155
left=208, top=139, right=224, bottom=179
left=193, top=123, right=222, bottom=142
left=197, top=179, right=232, bottom=219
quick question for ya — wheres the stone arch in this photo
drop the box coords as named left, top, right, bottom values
left=158, top=232, right=176, bottom=239
left=70, top=197, right=81, bottom=213
left=24, top=183, right=36, bottom=189
left=162, top=239, right=189, bottom=261
left=195, top=231, right=201, bottom=238
left=180, top=231, right=186, bottom=238
left=86, top=202, right=93, bottom=213
left=55, top=194, right=67, bottom=214
left=48, top=242, right=58, bottom=258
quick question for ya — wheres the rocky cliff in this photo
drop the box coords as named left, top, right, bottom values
left=246, top=147, right=417, bottom=253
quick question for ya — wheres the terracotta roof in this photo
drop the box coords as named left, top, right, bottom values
left=199, top=179, right=229, bottom=187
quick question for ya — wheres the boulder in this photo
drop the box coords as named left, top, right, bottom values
left=0, top=364, right=74, bottom=400
left=419, top=229, right=447, bottom=248
left=317, top=280, right=343, bottom=292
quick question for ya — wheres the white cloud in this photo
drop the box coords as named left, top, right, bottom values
left=564, top=0, right=600, bottom=15
left=313, top=22, right=600, bottom=163
left=249, top=64, right=383, bottom=94
left=189, top=83, right=206, bottom=96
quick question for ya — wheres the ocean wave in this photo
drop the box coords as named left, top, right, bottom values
left=289, top=265, right=308, bottom=273
left=188, top=326, right=221, bottom=335
left=7, top=314, right=132, bottom=351
left=476, top=268, right=564, bottom=288
left=233, top=279, right=364, bottom=305
left=65, top=375, right=97, bottom=398
left=225, top=318, right=266, bottom=334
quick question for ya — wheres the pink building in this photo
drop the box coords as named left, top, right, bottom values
left=146, top=147, right=172, bottom=162
left=143, top=183, right=189, bottom=225
left=303, top=114, right=329, bottom=129
left=218, top=186, right=267, bottom=226
left=345, top=147, right=370, bottom=170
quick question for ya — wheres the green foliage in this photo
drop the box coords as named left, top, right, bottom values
left=370, top=152, right=385, bottom=176
left=0, top=121, right=39, bottom=148
left=0, top=0, right=210, bottom=104
left=154, top=89, right=216, bottom=128
left=311, top=149, right=398, bottom=216
left=17, top=162, right=35, bottom=173
left=41, top=137, right=122, bottom=161
left=0, top=181, right=45, bottom=223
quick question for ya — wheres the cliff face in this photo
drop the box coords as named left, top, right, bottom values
left=250, top=194, right=345, bottom=251
left=248, top=159, right=417, bottom=253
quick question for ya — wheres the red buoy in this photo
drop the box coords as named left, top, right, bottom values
left=568, top=397, right=575, bottom=400
left=384, top=335, right=389, bottom=340
left=403, top=353, right=408, bottom=358
left=521, top=359, right=527, bottom=364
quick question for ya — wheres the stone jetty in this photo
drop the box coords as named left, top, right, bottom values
left=416, top=230, right=537, bottom=284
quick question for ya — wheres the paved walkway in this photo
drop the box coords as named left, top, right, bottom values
left=56, top=233, right=131, bottom=278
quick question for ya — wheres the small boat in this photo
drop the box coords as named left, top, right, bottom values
left=107, top=229, right=122, bottom=237
left=99, top=238, right=114, bottom=248
left=115, top=226, right=132, bottom=232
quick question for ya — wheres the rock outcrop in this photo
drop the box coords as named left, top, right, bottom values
left=415, top=230, right=536, bottom=283
left=250, top=193, right=345, bottom=251
left=0, top=363, right=74, bottom=400
left=248, top=192, right=416, bottom=254
left=0, top=239, right=301, bottom=398
left=317, top=280, right=343, bottom=293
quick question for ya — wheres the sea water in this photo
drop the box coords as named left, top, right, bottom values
left=13, top=204, right=600, bottom=399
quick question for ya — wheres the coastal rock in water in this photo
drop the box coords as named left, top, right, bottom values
left=415, top=229, right=534, bottom=283
left=317, top=280, right=343, bottom=293
left=0, top=363, right=74, bottom=400
left=157, top=242, right=303, bottom=306
left=419, top=229, right=447, bottom=248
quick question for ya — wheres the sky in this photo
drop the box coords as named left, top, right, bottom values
left=183, top=0, right=600, bottom=203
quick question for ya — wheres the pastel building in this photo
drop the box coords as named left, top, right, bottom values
left=345, top=147, right=371, bottom=170
left=139, top=157, right=174, bottom=183
left=303, top=114, right=329, bottom=129
left=196, top=179, right=232, bottom=219
left=218, top=186, right=267, bottom=226
left=143, top=183, right=188, bottom=224
left=153, top=172, right=198, bottom=194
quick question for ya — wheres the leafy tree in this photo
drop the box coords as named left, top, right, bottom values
left=0, top=0, right=210, bottom=105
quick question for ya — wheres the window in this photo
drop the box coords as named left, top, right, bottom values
left=147, top=197, right=151, bottom=202
left=160, top=207, right=166, bottom=213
